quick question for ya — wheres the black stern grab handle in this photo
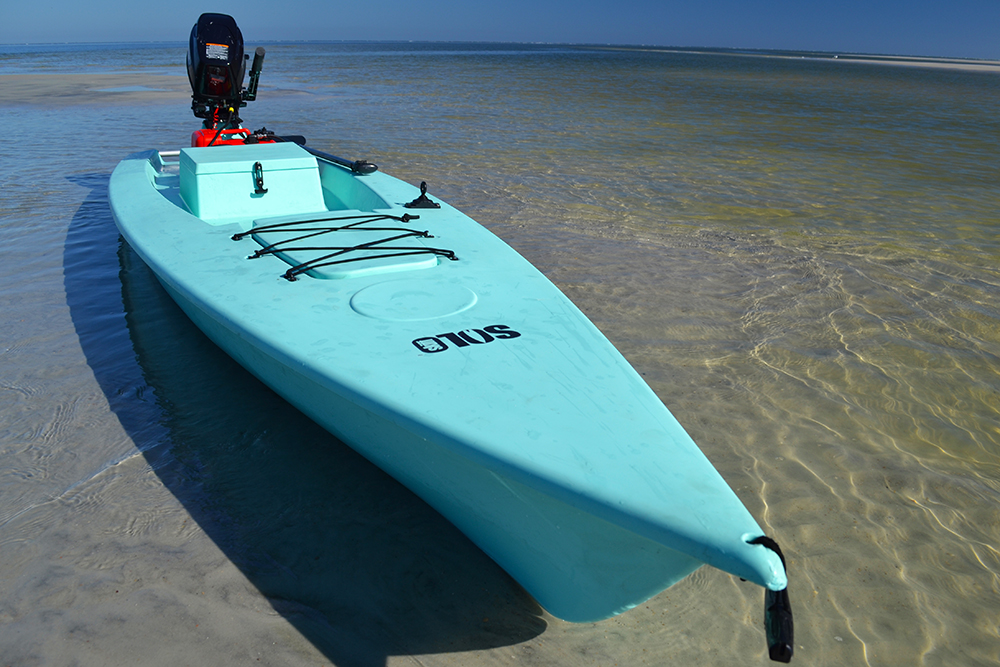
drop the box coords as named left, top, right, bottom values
left=749, top=535, right=794, bottom=663
left=302, top=145, right=378, bottom=175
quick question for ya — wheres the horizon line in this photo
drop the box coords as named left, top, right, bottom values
left=1, top=40, right=998, bottom=64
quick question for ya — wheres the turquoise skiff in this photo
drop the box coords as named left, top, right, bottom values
left=108, top=13, right=793, bottom=661
left=110, top=140, right=786, bottom=618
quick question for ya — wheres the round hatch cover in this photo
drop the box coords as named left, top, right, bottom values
left=350, top=280, right=477, bottom=321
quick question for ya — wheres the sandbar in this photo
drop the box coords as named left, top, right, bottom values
left=829, top=54, right=1000, bottom=72
left=0, top=73, right=190, bottom=106
left=595, top=46, right=1000, bottom=73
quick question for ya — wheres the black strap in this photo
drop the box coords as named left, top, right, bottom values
left=232, top=212, right=457, bottom=281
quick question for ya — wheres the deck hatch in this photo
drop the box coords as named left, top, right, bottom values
left=234, top=211, right=458, bottom=281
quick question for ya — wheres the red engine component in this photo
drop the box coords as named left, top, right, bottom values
left=190, top=128, right=283, bottom=148
left=191, top=128, right=250, bottom=147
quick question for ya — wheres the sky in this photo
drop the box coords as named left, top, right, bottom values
left=2, top=0, right=998, bottom=60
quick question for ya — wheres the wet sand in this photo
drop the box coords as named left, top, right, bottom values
left=0, top=73, right=191, bottom=106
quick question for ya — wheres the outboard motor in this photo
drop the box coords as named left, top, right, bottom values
left=187, top=13, right=264, bottom=130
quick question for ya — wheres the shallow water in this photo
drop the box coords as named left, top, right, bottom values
left=1, top=42, right=998, bottom=666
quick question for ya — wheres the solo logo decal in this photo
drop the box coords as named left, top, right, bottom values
left=413, top=324, right=521, bottom=353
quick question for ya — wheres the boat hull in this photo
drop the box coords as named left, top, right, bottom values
left=109, top=142, right=785, bottom=622
left=159, top=275, right=702, bottom=621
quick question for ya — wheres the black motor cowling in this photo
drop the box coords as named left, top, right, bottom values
left=187, top=13, right=263, bottom=127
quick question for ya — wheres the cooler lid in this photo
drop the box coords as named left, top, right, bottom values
left=180, top=142, right=317, bottom=175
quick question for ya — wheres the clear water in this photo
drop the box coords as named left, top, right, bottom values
left=1, top=42, right=998, bottom=666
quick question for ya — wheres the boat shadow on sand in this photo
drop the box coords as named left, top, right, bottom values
left=64, top=173, right=545, bottom=666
